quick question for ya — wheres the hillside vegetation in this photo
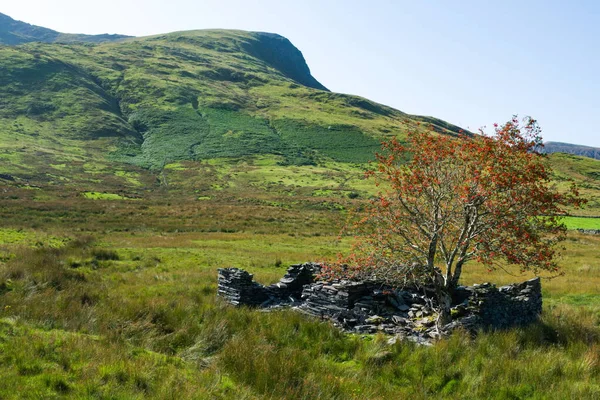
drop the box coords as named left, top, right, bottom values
left=0, top=28, right=463, bottom=176
left=1, top=27, right=598, bottom=214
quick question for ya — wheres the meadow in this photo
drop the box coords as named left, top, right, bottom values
left=1, top=160, right=599, bottom=399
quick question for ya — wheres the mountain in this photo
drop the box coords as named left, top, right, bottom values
left=0, top=12, right=130, bottom=45
left=0, top=14, right=598, bottom=217
left=0, top=22, right=465, bottom=178
left=543, top=141, right=600, bottom=160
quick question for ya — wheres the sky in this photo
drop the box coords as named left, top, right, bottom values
left=3, top=0, right=600, bottom=146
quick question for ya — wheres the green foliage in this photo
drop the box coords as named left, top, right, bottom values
left=272, top=119, right=380, bottom=163
left=83, top=192, right=133, bottom=200
left=0, top=28, right=466, bottom=182
left=109, top=105, right=378, bottom=168
left=0, top=47, right=137, bottom=140
left=111, top=107, right=211, bottom=169
left=196, top=108, right=285, bottom=160
left=549, top=153, right=600, bottom=214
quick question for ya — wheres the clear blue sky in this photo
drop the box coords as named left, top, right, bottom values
left=3, top=0, right=600, bottom=146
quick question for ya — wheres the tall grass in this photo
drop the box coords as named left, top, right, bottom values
left=0, top=240, right=599, bottom=398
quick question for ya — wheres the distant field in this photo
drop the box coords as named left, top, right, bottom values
left=562, top=216, right=600, bottom=230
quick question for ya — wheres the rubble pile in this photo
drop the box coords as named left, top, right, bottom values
left=217, top=264, right=543, bottom=344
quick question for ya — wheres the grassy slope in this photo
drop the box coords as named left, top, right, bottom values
left=544, top=141, right=600, bottom=161
left=549, top=153, right=600, bottom=215
left=0, top=29, right=460, bottom=175
left=2, top=30, right=598, bottom=210
left=2, top=30, right=598, bottom=215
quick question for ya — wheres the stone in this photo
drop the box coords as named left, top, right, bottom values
left=387, top=334, right=402, bottom=345
left=407, top=336, right=433, bottom=346
left=365, top=315, right=386, bottom=324
left=217, top=264, right=543, bottom=344
left=577, top=229, right=600, bottom=235
left=427, top=330, right=441, bottom=339
left=355, top=325, right=377, bottom=333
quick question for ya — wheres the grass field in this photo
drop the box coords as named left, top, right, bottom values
left=1, top=174, right=599, bottom=398
left=562, top=216, right=600, bottom=230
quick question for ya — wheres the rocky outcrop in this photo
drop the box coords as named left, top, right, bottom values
left=444, top=279, right=542, bottom=333
left=217, top=264, right=543, bottom=343
left=246, top=32, right=329, bottom=91
left=543, top=142, right=600, bottom=161
left=469, top=278, right=543, bottom=329
left=217, top=268, right=269, bottom=307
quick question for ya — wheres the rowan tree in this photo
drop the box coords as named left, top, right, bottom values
left=322, top=117, right=584, bottom=326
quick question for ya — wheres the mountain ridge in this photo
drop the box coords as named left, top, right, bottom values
left=4, top=12, right=595, bottom=156
left=0, top=12, right=131, bottom=45
left=543, top=141, right=600, bottom=161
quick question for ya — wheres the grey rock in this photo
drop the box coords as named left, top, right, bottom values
left=365, top=315, right=386, bottom=324
left=355, top=325, right=377, bottom=333
left=217, top=265, right=543, bottom=344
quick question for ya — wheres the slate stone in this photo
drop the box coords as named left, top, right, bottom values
left=217, top=264, right=543, bottom=344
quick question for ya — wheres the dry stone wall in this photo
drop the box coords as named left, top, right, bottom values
left=217, top=263, right=321, bottom=307
left=465, top=278, right=542, bottom=329
left=217, top=268, right=269, bottom=307
left=217, top=264, right=542, bottom=342
left=577, top=229, right=600, bottom=235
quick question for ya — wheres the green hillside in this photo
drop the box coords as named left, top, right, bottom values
left=1, top=26, right=599, bottom=217
left=0, top=29, right=465, bottom=175
left=544, top=141, right=600, bottom=160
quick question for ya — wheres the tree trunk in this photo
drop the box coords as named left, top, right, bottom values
left=450, top=258, right=465, bottom=289
left=433, top=270, right=453, bottom=331
left=436, top=289, right=452, bottom=330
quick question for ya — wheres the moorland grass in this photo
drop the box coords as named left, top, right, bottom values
left=0, top=221, right=599, bottom=398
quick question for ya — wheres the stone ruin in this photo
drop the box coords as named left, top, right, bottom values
left=217, top=263, right=542, bottom=344
left=577, top=229, right=600, bottom=235
left=216, top=264, right=319, bottom=307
